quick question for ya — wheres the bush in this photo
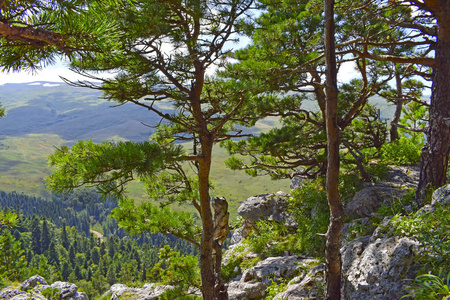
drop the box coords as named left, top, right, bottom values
left=381, top=137, right=423, bottom=166
left=391, top=204, right=450, bottom=275
left=289, top=178, right=329, bottom=256
left=402, top=272, right=450, bottom=300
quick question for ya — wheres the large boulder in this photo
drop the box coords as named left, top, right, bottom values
left=0, top=289, right=26, bottom=300
left=341, top=221, right=419, bottom=300
left=227, top=281, right=266, bottom=300
left=237, top=192, right=296, bottom=228
left=379, top=166, right=419, bottom=188
left=51, top=282, right=78, bottom=299
left=344, top=186, right=406, bottom=219
left=227, top=255, right=321, bottom=300
left=21, top=275, right=48, bottom=290
left=104, top=283, right=175, bottom=300
left=431, top=183, right=450, bottom=206
left=273, top=263, right=325, bottom=300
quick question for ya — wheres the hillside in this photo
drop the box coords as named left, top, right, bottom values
left=0, top=82, right=289, bottom=214
left=0, top=82, right=161, bottom=142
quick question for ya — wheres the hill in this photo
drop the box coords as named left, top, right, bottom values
left=0, top=82, right=164, bottom=142
left=0, top=82, right=289, bottom=215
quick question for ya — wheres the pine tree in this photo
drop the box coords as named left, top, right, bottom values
left=69, top=245, right=76, bottom=267
left=62, top=261, right=72, bottom=280
left=41, top=218, right=51, bottom=253
left=61, top=222, right=70, bottom=250
left=106, top=264, right=116, bottom=285
left=31, top=216, right=41, bottom=255
left=48, top=242, right=60, bottom=269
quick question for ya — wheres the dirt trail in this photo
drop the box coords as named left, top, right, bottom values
left=89, top=229, right=104, bottom=243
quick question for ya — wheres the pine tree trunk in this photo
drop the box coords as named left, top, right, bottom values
left=324, top=0, right=345, bottom=299
left=417, top=3, right=450, bottom=201
left=198, top=139, right=216, bottom=300
left=390, top=69, right=403, bottom=142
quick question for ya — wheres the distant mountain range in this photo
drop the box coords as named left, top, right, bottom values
left=0, top=82, right=168, bottom=142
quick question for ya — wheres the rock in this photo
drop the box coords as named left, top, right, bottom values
left=21, top=275, right=48, bottom=290
left=10, top=293, right=46, bottom=300
left=379, top=166, right=419, bottom=188
left=0, top=288, right=26, bottom=300
left=237, top=192, right=296, bottom=228
left=70, top=292, right=89, bottom=300
left=242, top=256, right=315, bottom=286
left=230, top=220, right=253, bottom=246
left=104, top=283, right=174, bottom=300
left=227, top=281, right=266, bottom=300
left=345, top=186, right=406, bottom=218
left=290, top=176, right=302, bottom=190
left=227, top=255, right=320, bottom=300
left=341, top=224, right=419, bottom=300
left=273, top=263, right=325, bottom=300
left=51, top=282, right=78, bottom=299
left=432, top=184, right=450, bottom=206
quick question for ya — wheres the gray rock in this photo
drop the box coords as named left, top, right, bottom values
left=273, top=264, right=325, bottom=300
left=432, top=184, right=450, bottom=206
left=379, top=166, right=419, bottom=188
left=21, top=275, right=48, bottom=290
left=10, top=293, right=46, bottom=300
left=0, top=288, right=26, bottom=300
left=51, top=282, right=78, bottom=299
left=227, top=281, right=266, bottom=300
left=341, top=225, right=419, bottom=300
left=237, top=192, right=296, bottom=228
left=230, top=220, right=253, bottom=245
left=70, top=292, right=89, bottom=300
left=227, top=255, right=320, bottom=300
left=345, top=186, right=406, bottom=218
left=243, top=256, right=315, bottom=286
left=104, top=283, right=174, bottom=300
left=290, top=176, right=303, bottom=190
left=105, top=284, right=139, bottom=300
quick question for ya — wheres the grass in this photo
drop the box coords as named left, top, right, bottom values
left=0, top=134, right=289, bottom=218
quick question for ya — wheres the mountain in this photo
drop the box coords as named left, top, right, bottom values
left=0, top=82, right=289, bottom=207
left=0, top=82, right=169, bottom=142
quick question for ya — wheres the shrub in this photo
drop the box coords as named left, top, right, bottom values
left=289, top=178, right=329, bottom=256
left=402, top=272, right=450, bottom=300
left=391, top=204, right=450, bottom=275
left=380, top=136, right=423, bottom=166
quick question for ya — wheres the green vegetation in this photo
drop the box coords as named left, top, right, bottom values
left=2, top=0, right=450, bottom=298
left=402, top=272, right=450, bottom=300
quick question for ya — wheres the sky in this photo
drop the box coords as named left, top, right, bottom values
left=0, top=59, right=361, bottom=86
left=0, top=59, right=95, bottom=85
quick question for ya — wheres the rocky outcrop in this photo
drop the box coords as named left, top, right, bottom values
left=0, top=276, right=87, bottom=300
left=341, top=220, right=419, bottom=300
left=344, top=186, right=407, bottom=218
left=21, top=275, right=47, bottom=290
left=103, top=283, right=175, bottom=300
left=237, top=192, right=296, bottom=227
left=225, top=254, right=323, bottom=300
left=231, top=192, right=297, bottom=246
left=51, top=282, right=79, bottom=299
left=431, top=183, right=450, bottom=206
left=378, top=165, right=419, bottom=188
left=273, top=263, right=325, bottom=300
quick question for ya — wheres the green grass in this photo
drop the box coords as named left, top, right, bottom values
left=0, top=134, right=288, bottom=218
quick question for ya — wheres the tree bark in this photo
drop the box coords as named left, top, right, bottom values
left=324, top=0, right=345, bottom=299
left=390, top=68, right=403, bottom=142
left=198, top=137, right=216, bottom=300
left=416, top=2, right=450, bottom=201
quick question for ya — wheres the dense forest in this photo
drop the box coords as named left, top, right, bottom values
left=0, top=191, right=198, bottom=298
left=1, top=0, right=450, bottom=299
